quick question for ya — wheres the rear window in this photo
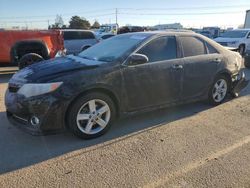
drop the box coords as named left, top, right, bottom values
left=63, top=31, right=95, bottom=40
left=180, top=36, right=206, bottom=57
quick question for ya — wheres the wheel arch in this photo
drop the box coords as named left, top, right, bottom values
left=10, top=40, right=50, bottom=63
left=64, top=86, right=120, bottom=129
left=215, top=70, right=232, bottom=89
left=81, top=45, right=91, bottom=51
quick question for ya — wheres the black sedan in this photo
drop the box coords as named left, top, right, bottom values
left=5, top=31, right=248, bottom=139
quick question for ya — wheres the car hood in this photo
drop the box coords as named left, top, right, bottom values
left=214, top=37, right=241, bottom=43
left=10, top=55, right=105, bottom=83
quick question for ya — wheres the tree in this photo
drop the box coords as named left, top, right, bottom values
left=91, top=20, right=100, bottom=29
left=55, top=15, right=64, bottom=28
left=50, top=15, right=65, bottom=29
left=69, top=16, right=91, bottom=29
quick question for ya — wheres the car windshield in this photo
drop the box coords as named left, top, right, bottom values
left=78, top=33, right=150, bottom=62
left=221, top=30, right=249, bottom=38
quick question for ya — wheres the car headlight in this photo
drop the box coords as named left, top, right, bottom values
left=17, top=82, right=63, bottom=98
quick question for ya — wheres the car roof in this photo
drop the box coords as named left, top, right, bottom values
left=60, top=29, right=94, bottom=33
left=122, top=30, right=198, bottom=37
left=121, top=31, right=228, bottom=53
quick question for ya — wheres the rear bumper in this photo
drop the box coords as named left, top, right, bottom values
left=231, top=71, right=249, bottom=95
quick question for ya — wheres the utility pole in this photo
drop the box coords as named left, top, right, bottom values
left=115, top=8, right=118, bottom=34
left=48, top=20, right=50, bottom=29
left=115, top=8, right=118, bottom=25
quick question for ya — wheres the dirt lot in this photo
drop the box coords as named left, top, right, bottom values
left=0, top=67, right=250, bottom=187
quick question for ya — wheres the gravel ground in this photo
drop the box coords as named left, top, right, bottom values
left=0, top=67, right=250, bottom=188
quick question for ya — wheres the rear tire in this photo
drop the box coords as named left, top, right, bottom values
left=67, top=92, right=116, bottom=139
left=18, top=53, right=44, bottom=69
left=239, top=44, right=245, bottom=56
left=208, top=75, right=229, bottom=105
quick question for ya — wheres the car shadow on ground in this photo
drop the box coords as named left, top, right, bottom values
left=0, top=68, right=249, bottom=175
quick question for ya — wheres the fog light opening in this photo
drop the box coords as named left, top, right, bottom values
left=30, top=116, right=40, bottom=126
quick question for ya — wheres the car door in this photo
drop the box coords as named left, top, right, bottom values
left=121, top=36, right=184, bottom=111
left=178, top=36, right=221, bottom=100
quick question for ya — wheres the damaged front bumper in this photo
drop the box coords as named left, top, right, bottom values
left=231, top=70, right=249, bottom=96
left=5, top=90, right=67, bottom=135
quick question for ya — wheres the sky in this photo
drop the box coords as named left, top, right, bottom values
left=0, top=0, right=250, bottom=29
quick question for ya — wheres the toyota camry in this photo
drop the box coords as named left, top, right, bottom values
left=5, top=31, right=248, bottom=139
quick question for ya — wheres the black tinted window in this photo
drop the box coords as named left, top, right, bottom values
left=180, top=36, right=206, bottom=57
left=63, top=31, right=95, bottom=40
left=138, top=36, right=177, bottom=62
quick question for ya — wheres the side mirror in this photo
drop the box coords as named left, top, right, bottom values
left=127, top=53, right=148, bottom=66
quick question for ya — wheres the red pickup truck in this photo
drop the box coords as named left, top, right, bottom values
left=0, top=30, right=64, bottom=68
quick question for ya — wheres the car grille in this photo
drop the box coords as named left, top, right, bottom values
left=218, top=42, right=228, bottom=46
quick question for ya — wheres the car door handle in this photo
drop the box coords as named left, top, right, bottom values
left=172, top=64, right=183, bottom=70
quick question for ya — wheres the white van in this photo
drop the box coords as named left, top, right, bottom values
left=62, top=30, right=98, bottom=55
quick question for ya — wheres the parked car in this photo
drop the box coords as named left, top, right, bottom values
left=118, top=26, right=144, bottom=34
left=198, top=31, right=212, bottom=38
left=0, top=30, right=64, bottom=69
left=214, top=29, right=250, bottom=55
left=62, top=30, right=98, bottom=55
left=5, top=31, right=248, bottom=139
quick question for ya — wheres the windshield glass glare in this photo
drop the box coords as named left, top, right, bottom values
left=78, top=33, right=150, bottom=62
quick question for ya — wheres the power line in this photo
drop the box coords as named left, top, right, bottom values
left=0, top=13, right=115, bottom=23
left=0, top=8, right=115, bottom=19
left=119, top=11, right=243, bottom=16
left=118, top=4, right=250, bottom=11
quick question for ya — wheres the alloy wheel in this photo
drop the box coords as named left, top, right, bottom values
left=212, top=79, right=228, bottom=103
left=76, top=99, right=111, bottom=135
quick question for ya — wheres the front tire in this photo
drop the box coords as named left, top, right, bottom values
left=67, top=92, right=116, bottom=139
left=208, top=75, right=229, bottom=105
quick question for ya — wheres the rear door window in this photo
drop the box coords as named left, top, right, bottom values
left=180, top=36, right=207, bottom=57
left=137, top=36, right=177, bottom=62
left=79, top=31, right=95, bottom=39
left=63, top=31, right=95, bottom=40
